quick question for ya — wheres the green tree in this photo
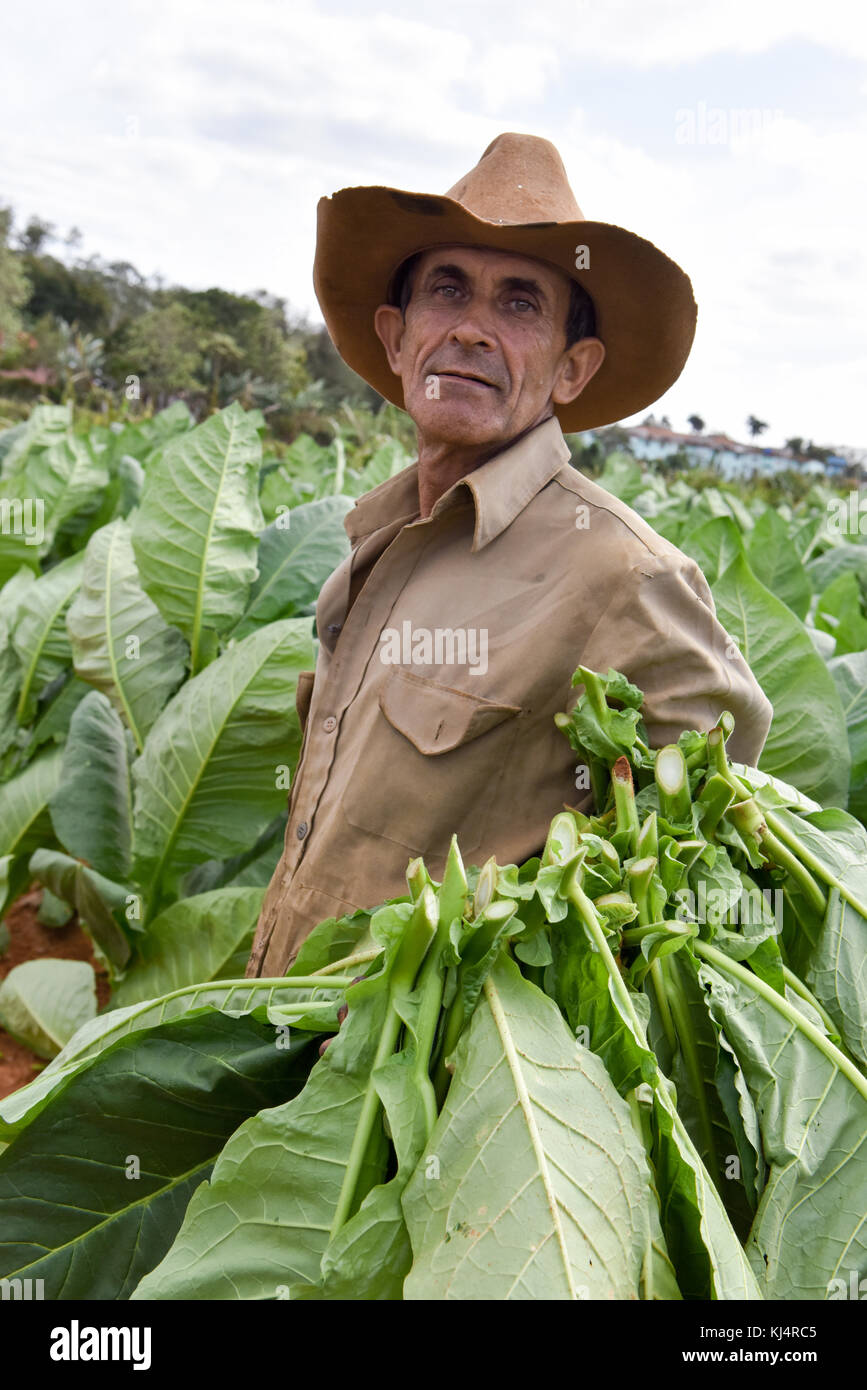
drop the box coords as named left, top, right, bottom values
left=115, top=302, right=203, bottom=405
left=16, top=215, right=57, bottom=254
left=20, top=251, right=113, bottom=335
left=0, top=206, right=33, bottom=354
left=299, top=322, right=382, bottom=409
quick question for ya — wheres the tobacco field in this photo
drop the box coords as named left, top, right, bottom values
left=0, top=400, right=865, bottom=1300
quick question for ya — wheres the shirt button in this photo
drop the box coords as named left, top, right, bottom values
left=323, top=715, right=337, bottom=732
left=296, top=821, right=308, bottom=839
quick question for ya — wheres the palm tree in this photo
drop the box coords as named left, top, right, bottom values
left=747, top=415, right=769, bottom=438
left=56, top=318, right=105, bottom=402
left=202, top=331, right=243, bottom=413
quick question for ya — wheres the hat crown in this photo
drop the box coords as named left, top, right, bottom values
left=444, top=132, right=584, bottom=225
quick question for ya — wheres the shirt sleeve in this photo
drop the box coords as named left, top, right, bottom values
left=578, top=551, right=774, bottom=767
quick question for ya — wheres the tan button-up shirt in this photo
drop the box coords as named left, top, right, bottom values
left=247, top=415, right=773, bottom=976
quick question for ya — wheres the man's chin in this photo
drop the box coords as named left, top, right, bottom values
left=407, top=395, right=508, bottom=447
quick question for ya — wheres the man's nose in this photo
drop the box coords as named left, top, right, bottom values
left=448, top=300, right=496, bottom=350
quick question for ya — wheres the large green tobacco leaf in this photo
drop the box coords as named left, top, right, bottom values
left=132, top=617, right=313, bottom=914
left=806, top=541, right=867, bottom=594
left=0, top=977, right=330, bottom=1139
left=596, top=453, right=645, bottom=504
left=549, top=908, right=761, bottom=1299
left=11, top=552, right=84, bottom=723
left=811, top=889, right=867, bottom=1070
left=828, top=652, right=867, bottom=823
left=0, top=745, right=63, bottom=859
left=49, top=691, right=133, bottom=881
left=131, top=402, right=264, bottom=671
left=26, top=674, right=91, bottom=757
left=645, top=950, right=763, bottom=1240
left=0, top=1013, right=318, bottom=1299
left=815, top=571, right=867, bottom=656
left=0, top=404, right=70, bottom=481
left=712, top=551, right=849, bottom=807
left=181, top=812, right=286, bottom=895
left=135, top=899, right=432, bottom=1300
left=403, top=954, right=678, bottom=1301
left=126, top=401, right=194, bottom=463
left=109, top=888, right=265, bottom=1009
left=23, top=434, right=109, bottom=552
left=66, top=519, right=189, bottom=751
left=0, top=567, right=35, bottom=646
left=678, top=516, right=744, bottom=587
left=768, top=806, right=867, bottom=1069
left=0, top=960, right=96, bottom=1059
left=296, top=1037, right=431, bottom=1300
left=135, top=1008, right=390, bottom=1297
left=353, top=439, right=412, bottom=494
left=259, top=435, right=337, bottom=518
left=287, top=906, right=377, bottom=978
left=0, top=648, right=22, bottom=773
left=746, top=508, right=812, bottom=620
left=689, top=488, right=744, bottom=528
left=28, top=848, right=131, bottom=972
left=701, top=959, right=867, bottom=1300
left=232, top=496, right=353, bottom=639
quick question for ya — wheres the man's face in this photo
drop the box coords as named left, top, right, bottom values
left=373, top=245, right=604, bottom=450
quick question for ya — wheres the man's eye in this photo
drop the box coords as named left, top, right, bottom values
left=509, top=298, right=535, bottom=312
left=434, top=284, right=461, bottom=297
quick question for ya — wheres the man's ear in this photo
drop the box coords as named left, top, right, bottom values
left=374, top=304, right=405, bottom=375
left=552, top=337, right=606, bottom=406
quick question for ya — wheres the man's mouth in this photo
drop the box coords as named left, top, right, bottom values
left=432, top=371, right=498, bottom=389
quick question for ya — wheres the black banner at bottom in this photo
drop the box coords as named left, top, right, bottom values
left=2, top=1294, right=859, bottom=1375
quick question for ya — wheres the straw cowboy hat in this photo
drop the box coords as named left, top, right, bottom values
left=312, top=132, right=697, bottom=433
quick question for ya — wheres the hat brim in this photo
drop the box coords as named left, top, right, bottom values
left=313, top=186, right=697, bottom=433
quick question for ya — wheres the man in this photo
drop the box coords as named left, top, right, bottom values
left=246, top=132, right=772, bottom=978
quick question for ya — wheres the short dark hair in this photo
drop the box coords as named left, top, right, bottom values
left=388, top=251, right=597, bottom=347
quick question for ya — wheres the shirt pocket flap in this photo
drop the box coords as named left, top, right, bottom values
left=379, top=668, right=521, bottom=755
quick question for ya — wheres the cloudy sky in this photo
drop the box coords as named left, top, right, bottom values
left=2, top=0, right=865, bottom=450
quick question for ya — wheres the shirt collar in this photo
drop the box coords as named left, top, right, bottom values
left=344, top=415, right=571, bottom=552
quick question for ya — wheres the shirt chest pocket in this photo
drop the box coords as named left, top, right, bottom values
left=341, top=668, right=522, bottom=858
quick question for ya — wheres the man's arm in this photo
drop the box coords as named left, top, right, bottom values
left=578, top=552, right=773, bottom=766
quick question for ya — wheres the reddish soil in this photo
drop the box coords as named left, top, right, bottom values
left=0, top=885, right=111, bottom=1100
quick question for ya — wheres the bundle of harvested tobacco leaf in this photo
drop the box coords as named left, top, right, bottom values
left=1, top=667, right=865, bottom=1301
